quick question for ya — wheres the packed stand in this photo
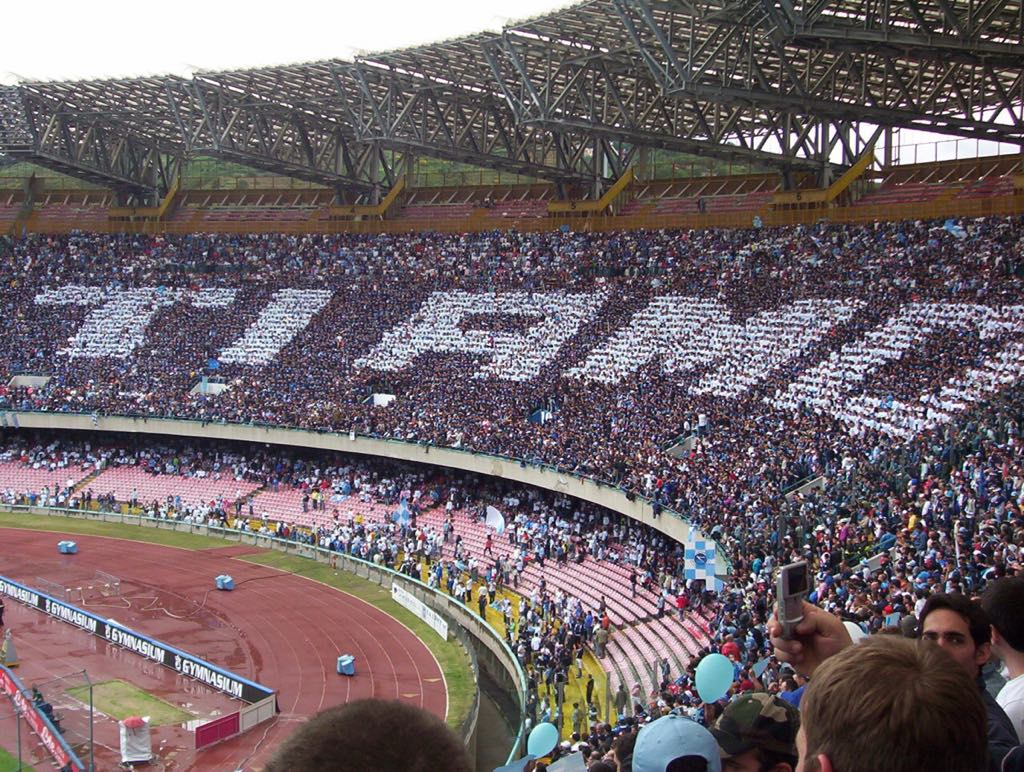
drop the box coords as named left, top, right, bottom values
left=0, top=219, right=1023, bottom=766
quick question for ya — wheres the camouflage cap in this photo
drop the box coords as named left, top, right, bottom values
left=710, top=692, right=800, bottom=760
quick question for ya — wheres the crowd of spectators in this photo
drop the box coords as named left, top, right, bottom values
left=0, top=217, right=1023, bottom=769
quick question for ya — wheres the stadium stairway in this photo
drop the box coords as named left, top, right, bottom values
left=411, top=507, right=714, bottom=705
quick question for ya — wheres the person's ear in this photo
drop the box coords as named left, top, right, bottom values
left=816, top=753, right=834, bottom=772
left=991, top=625, right=1005, bottom=647
left=976, top=641, right=992, bottom=668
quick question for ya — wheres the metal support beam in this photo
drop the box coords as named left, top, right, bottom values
left=1, top=0, right=1021, bottom=200
left=332, top=62, right=597, bottom=185
left=486, top=32, right=831, bottom=175
left=616, top=0, right=1024, bottom=148
left=8, top=88, right=180, bottom=205
left=189, top=79, right=380, bottom=193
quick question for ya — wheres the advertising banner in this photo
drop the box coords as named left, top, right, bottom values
left=0, top=664, right=85, bottom=770
left=391, top=582, right=449, bottom=640
left=0, top=576, right=273, bottom=704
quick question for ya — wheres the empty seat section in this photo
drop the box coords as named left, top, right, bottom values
left=0, top=461, right=91, bottom=495
left=85, top=466, right=259, bottom=509
left=400, top=203, right=476, bottom=219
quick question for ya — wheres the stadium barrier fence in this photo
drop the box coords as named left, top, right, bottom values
left=193, top=692, right=277, bottom=751
left=239, top=693, right=277, bottom=732
left=194, top=712, right=240, bottom=750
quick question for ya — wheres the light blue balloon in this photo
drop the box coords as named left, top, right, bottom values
left=695, top=652, right=734, bottom=703
left=527, top=721, right=559, bottom=757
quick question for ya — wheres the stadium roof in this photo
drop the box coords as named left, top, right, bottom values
left=1, top=0, right=1021, bottom=204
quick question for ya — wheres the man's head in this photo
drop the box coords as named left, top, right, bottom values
left=633, top=714, right=722, bottom=772
left=918, top=592, right=991, bottom=677
left=796, top=635, right=986, bottom=772
left=263, top=698, right=471, bottom=772
left=981, top=575, right=1024, bottom=657
left=712, top=693, right=799, bottom=772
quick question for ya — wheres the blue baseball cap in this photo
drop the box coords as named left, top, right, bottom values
left=633, top=714, right=722, bottom=772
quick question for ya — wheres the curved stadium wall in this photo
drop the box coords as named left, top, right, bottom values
left=0, top=408, right=712, bottom=765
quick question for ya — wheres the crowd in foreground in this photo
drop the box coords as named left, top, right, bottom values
left=262, top=576, right=1024, bottom=772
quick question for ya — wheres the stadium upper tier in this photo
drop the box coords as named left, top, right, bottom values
left=1, top=0, right=1022, bottom=205
left=1, top=219, right=1022, bottom=500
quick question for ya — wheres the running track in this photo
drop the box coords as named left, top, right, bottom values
left=0, top=528, right=448, bottom=771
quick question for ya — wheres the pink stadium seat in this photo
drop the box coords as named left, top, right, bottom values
left=84, top=466, right=260, bottom=509
left=956, top=176, right=1015, bottom=199
left=0, top=461, right=91, bottom=494
left=400, top=203, right=476, bottom=219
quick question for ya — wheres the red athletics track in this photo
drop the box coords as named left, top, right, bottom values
left=0, top=528, right=448, bottom=771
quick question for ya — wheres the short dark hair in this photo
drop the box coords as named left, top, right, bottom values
left=263, top=699, right=470, bottom=772
left=981, top=576, right=1024, bottom=652
left=801, top=636, right=986, bottom=772
left=612, top=729, right=637, bottom=768
left=918, top=593, right=991, bottom=648
left=757, top=747, right=799, bottom=771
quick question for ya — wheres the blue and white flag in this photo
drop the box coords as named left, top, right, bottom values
left=684, top=529, right=718, bottom=584
left=485, top=505, right=506, bottom=534
left=392, top=500, right=411, bottom=525
left=944, top=219, right=968, bottom=240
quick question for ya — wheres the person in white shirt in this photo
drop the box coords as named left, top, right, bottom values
left=982, top=575, right=1024, bottom=742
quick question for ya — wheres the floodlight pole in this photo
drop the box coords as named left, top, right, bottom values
left=3, top=699, right=25, bottom=771
left=15, top=700, right=23, bottom=771
left=81, top=670, right=94, bottom=772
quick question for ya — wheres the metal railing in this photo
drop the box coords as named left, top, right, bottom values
left=409, top=169, right=539, bottom=188
left=181, top=174, right=329, bottom=192
left=891, top=137, right=1024, bottom=167
left=10, top=186, right=1022, bottom=237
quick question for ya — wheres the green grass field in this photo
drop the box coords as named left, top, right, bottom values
left=66, top=679, right=194, bottom=726
left=0, top=511, right=474, bottom=729
left=0, top=747, right=36, bottom=772
left=0, top=511, right=227, bottom=549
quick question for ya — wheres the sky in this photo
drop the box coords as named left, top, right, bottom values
left=0, top=0, right=570, bottom=84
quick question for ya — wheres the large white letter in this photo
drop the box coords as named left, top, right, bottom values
left=355, top=290, right=606, bottom=382
left=35, top=286, right=237, bottom=359
left=218, top=289, right=334, bottom=366
left=774, top=303, right=1024, bottom=437
left=567, top=296, right=860, bottom=398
